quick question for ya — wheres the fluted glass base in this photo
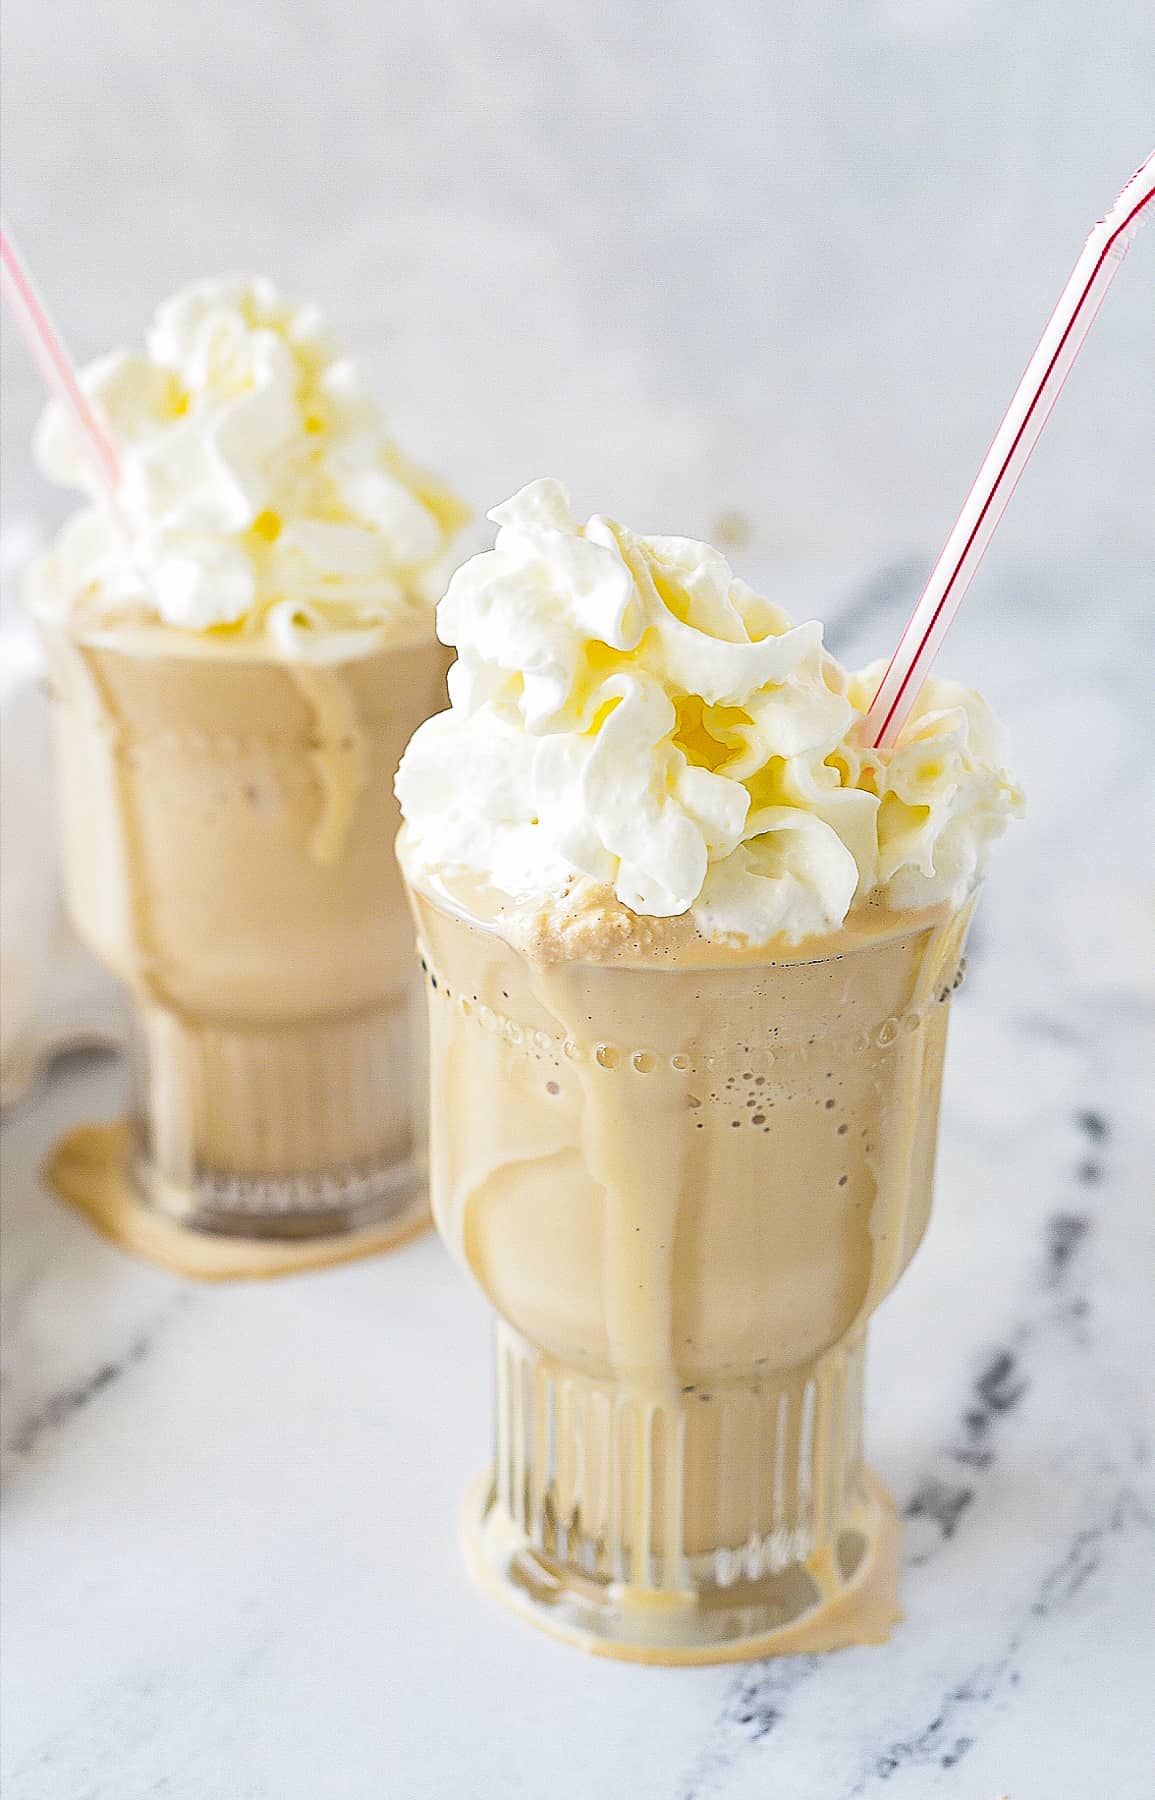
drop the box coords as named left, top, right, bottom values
left=462, top=1322, right=900, bottom=1663
left=129, top=996, right=425, bottom=1244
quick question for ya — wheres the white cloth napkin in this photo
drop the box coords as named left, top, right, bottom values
left=0, top=526, right=122, bottom=1107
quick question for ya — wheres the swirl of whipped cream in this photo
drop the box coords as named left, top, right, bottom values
left=29, top=277, right=466, bottom=652
left=397, top=479, right=1023, bottom=946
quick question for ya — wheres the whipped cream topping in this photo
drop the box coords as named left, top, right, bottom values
left=30, top=277, right=466, bottom=654
left=397, top=480, right=1022, bottom=946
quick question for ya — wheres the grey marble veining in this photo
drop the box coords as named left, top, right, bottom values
left=2, top=558, right=1152, bottom=1800
left=1, top=2, right=1154, bottom=1796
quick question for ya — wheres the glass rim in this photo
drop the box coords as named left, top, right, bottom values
left=402, top=849, right=977, bottom=977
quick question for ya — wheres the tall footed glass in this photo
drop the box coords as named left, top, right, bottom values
left=407, top=869, right=973, bottom=1663
left=41, top=627, right=446, bottom=1278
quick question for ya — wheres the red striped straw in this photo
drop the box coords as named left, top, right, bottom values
left=867, top=148, right=1155, bottom=749
left=0, top=218, right=127, bottom=525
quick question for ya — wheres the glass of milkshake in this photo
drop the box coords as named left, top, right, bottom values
left=28, top=277, right=466, bottom=1277
left=397, top=480, right=1021, bottom=1661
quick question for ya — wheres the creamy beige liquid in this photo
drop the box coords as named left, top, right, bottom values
left=42, top=623, right=449, bottom=1228
left=406, top=863, right=972, bottom=1658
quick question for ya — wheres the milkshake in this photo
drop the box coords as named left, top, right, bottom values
left=29, top=277, right=466, bottom=1276
left=397, top=479, right=1021, bottom=1660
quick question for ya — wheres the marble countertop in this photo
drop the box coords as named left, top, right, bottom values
left=3, top=557, right=1153, bottom=1800
left=2, top=2, right=1154, bottom=1794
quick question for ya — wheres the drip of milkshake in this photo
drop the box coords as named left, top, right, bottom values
left=397, top=479, right=1021, bottom=1660
left=30, top=277, right=467, bottom=1274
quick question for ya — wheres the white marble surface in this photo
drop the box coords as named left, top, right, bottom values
left=2, top=2, right=1155, bottom=1795
left=3, top=567, right=1154, bottom=1799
